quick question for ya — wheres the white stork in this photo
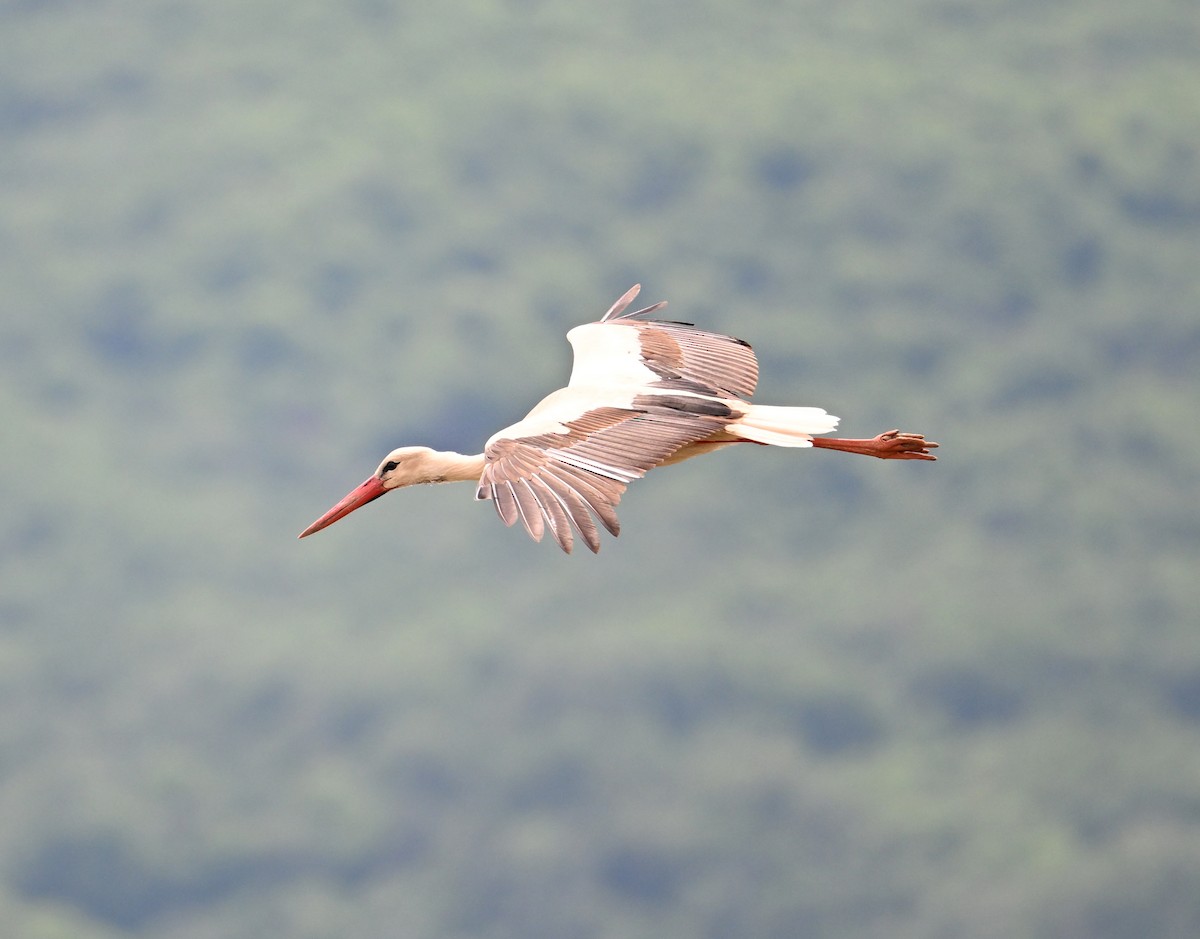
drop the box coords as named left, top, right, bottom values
left=300, top=285, right=937, bottom=553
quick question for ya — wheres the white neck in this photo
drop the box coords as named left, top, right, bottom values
left=429, top=450, right=487, bottom=483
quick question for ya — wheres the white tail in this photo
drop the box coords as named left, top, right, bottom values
left=732, top=405, right=840, bottom=447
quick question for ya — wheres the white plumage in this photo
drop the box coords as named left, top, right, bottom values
left=300, top=285, right=937, bottom=553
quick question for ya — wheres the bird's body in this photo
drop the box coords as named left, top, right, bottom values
left=300, top=286, right=937, bottom=553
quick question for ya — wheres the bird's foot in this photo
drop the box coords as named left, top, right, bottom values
left=811, top=429, right=939, bottom=460
left=866, top=429, right=938, bottom=460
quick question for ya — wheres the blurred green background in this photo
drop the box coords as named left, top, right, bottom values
left=4, top=0, right=1200, bottom=936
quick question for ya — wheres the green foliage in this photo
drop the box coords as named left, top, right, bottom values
left=3, top=0, right=1200, bottom=936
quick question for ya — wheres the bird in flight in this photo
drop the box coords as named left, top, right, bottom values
left=300, top=285, right=937, bottom=553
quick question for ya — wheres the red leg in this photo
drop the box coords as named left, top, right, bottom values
left=811, top=429, right=938, bottom=461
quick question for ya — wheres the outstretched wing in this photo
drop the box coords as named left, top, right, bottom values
left=566, top=284, right=759, bottom=398
left=475, top=286, right=755, bottom=553
left=477, top=398, right=736, bottom=554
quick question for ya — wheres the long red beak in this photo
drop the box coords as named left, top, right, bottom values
left=298, top=476, right=388, bottom=538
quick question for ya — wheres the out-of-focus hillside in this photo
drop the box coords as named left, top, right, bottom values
left=3, top=1, right=1199, bottom=937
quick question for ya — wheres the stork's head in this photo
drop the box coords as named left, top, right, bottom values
left=298, top=446, right=438, bottom=538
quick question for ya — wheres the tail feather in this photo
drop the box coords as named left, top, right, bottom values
left=732, top=404, right=839, bottom=447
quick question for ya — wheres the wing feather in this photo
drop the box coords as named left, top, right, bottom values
left=530, top=477, right=577, bottom=553
left=478, top=404, right=732, bottom=552
left=491, top=482, right=519, bottom=528
left=541, top=465, right=622, bottom=538
left=476, top=287, right=755, bottom=552
left=512, top=480, right=546, bottom=542
left=537, top=470, right=602, bottom=553
left=637, top=322, right=758, bottom=397
left=569, top=287, right=759, bottom=398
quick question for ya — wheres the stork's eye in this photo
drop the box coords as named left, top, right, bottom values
left=382, top=460, right=399, bottom=473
